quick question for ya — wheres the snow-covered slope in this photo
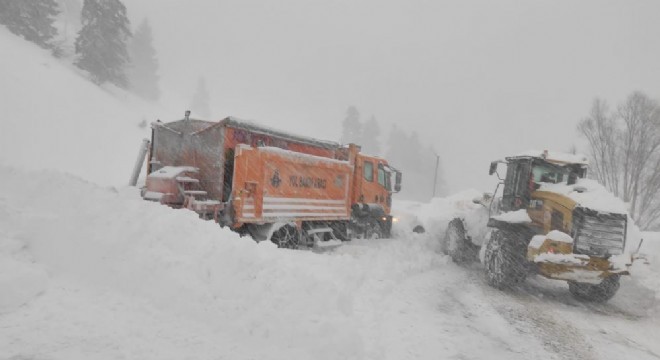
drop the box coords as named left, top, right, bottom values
left=0, top=27, right=155, bottom=186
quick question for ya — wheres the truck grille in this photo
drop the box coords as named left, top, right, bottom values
left=572, top=207, right=627, bottom=257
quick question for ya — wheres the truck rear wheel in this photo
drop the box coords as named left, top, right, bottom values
left=568, top=275, right=620, bottom=303
left=484, top=229, right=527, bottom=289
left=271, top=224, right=300, bottom=249
left=444, top=218, right=477, bottom=263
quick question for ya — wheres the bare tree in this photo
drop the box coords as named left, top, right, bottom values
left=578, top=91, right=660, bottom=229
left=577, top=99, right=620, bottom=196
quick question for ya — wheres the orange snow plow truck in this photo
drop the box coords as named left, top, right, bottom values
left=140, top=112, right=403, bottom=248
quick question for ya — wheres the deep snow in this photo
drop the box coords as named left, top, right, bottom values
left=1, top=166, right=659, bottom=360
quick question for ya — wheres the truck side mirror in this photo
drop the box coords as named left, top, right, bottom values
left=489, top=161, right=498, bottom=175
left=394, top=171, right=402, bottom=192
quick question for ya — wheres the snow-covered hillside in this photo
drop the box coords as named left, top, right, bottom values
left=0, top=27, right=156, bottom=187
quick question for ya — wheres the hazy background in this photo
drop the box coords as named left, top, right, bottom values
left=124, top=0, right=660, bottom=195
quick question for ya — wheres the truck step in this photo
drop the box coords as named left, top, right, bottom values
left=176, top=176, right=200, bottom=183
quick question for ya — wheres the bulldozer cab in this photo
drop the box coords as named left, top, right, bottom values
left=492, top=153, right=588, bottom=213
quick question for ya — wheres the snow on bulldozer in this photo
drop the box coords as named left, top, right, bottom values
left=443, top=150, right=640, bottom=302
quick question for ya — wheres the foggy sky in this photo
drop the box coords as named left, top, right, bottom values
left=126, top=0, right=660, bottom=197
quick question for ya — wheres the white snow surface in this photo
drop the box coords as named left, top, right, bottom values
left=528, top=231, right=573, bottom=250
left=492, top=209, right=532, bottom=224
left=534, top=253, right=590, bottom=265
left=149, top=166, right=198, bottom=179
left=394, top=190, right=492, bottom=247
left=243, top=144, right=350, bottom=166
left=529, top=235, right=548, bottom=249
left=1, top=167, right=660, bottom=359
left=546, top=230, right=574, bottom=244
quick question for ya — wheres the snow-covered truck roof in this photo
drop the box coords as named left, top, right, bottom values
left=507, top=150, right=589, bottom=166
left=154, top=116, right=341, bottom=151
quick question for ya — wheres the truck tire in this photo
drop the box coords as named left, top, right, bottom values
left=330, top=221, right=349, bottom=241
left=271, top=224, right=300, bottom=249
left=444, top=218, right=476, bottom=264
left=365, top=221, right=383, bottom=239
left=484, top=229, right=527, bottom=289
left=568, top=275, right=620, bottom=303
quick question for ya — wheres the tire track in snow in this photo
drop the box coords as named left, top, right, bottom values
left=492, top=295, right=595, bottom=360
left=341, top=237, right=557, bottom=359
left=460, top=265, right=596, bottom=360
left=333, top=235, right=656, bottom=360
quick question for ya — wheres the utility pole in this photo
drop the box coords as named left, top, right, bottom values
left=433, top=152, right=439, bottom=198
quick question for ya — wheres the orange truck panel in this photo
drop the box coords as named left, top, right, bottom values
left=232, top=144, right=353, bottom=225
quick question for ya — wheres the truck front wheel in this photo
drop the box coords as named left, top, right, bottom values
left=444, top=218, right=477, bottom=263
left=568, top=275, right=620, bottom=303
left=484, top=229, right=527, bottom=289
left=365, top=221, right=384, bottom=239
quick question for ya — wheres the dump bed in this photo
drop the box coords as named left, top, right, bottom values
left=149, top=116, right=341, bottom=203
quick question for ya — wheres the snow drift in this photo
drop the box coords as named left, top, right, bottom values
left=1, top=166, right=660, bottom=359
left=0, top=166, right=443, bottom=359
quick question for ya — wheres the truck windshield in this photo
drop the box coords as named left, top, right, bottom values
left=378, top=167, right=386, bottom=187
left=378, top=163, right=393, bottom=191
left=531, top=161, right=570, bottom=184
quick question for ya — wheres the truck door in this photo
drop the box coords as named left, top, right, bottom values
left=502, top=159, right=532, bottom=212
left=355, top=156, right=390, bottom=211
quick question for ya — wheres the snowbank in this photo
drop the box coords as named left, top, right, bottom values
left=1, top=166, right=659, bottom=359
left=0, top=166, right=442, bottom=359
left=393, top=189, right=490, bottom=245
left=633, top=232, right=660, bottom=301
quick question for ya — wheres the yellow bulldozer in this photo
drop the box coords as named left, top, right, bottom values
left=444, top=150, right=636, bottom=302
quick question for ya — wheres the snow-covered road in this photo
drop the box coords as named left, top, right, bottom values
left=1, top=166, right=659, bottom=360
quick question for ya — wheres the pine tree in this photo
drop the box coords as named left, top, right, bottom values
left=384, top=124, right=407, bottom=166
left=128, top=18, right=160, bottom=101
left=74, top=0, right=131, bottom=88
left=360, top=115, right=381, bottom=155
left=406, top=131, right=423, bottom=171
left=0, top=0, right=60, bottom=50
left=341, top=106, right=362, bottom=144
left=191, top=77, right=211, bottom=118
left=385, top=126, right=445, bottom=201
